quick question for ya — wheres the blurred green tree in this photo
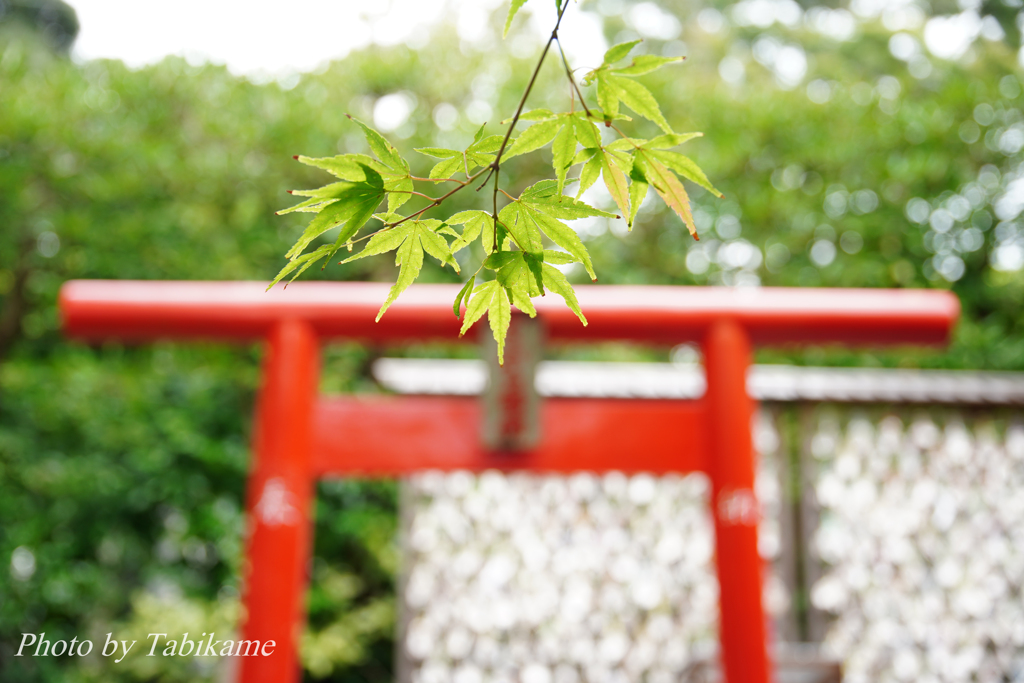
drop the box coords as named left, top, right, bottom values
left=0, top=0, right=78, bottom=54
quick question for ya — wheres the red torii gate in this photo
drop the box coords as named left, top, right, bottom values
left=59, top=280, right=959, bottom=683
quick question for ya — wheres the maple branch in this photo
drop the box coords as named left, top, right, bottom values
left=392, top=190, right=438, bottom=201
left=486, top=0, right=572, bottom=249
left=383, top=165, right=490, bottom=229
left=492, top=173, right=500, bottom=251
left=384, top=2, right=571, bottom=238
left=556, top=38, right=592, bottom=119
left=410, top=175, right=466, bottom=185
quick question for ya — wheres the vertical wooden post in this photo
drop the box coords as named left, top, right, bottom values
left=703, top=318, right=770, bottom=683
left=481, top=312, right=542, bottom=451
left=240, top=319, right=319, bottom=683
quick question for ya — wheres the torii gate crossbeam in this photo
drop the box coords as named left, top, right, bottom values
left=59, top=280, right=959, bottom=683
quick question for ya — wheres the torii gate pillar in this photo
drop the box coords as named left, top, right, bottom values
left=705, top=318, right=768, bottom=683
left=242, top=319, right=319, bottom=683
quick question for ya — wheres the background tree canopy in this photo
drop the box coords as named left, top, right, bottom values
left=0, top=0, right=78, bottom=54
left=2, top=0, right=1024, bottom=680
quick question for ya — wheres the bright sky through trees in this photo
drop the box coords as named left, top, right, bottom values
left=67, top=0, right=607, bottom=78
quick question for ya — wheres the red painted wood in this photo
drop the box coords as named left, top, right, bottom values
left=60, top=280, right=958, bottom=347
left=704, top=318, right=769, bottom=683
left=240, top=320, right=319, bottom=683
left=310, top=396, right=710, bottom=477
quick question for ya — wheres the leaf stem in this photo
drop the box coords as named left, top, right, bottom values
left=384, top=165, right=490, bottom=229
left=381, top=3, right=573, bottom=254
left=410, top=175, right=466, bottom=185
left=556, top=38, right=592, bottom=119
left=486, top=0, right=572, bottom=250
left=383, top=0, right=569, bottom=238
left=392, top=190, right=439, bottom=201
left=609, top=121, right=640, bottom=148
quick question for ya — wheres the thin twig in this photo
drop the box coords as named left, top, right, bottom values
left=491, top=3, right=571, bottom=171
left=391, top=190, right=439, bottom=201
left=410, top=175, right=466, bottom=185
left=373, top=4, right=572, bottom=248
left=492, top=167, right=500, bottom=252
left=609, top=121, right=645, bottom=151
left=383, top=166, right=490, bottom=229
left=556, top=38, right=592, bottom=119
left=487, top=0, right=572, bottom=248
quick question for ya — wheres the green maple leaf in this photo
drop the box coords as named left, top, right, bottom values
left=341, top=218, right=459, bottom=320
left=498, top=180, right=614, bottom=280
left=503, top=117, right=562, bottom=160
left=583, top=41, right=684, bottom=132
left=613, top=53, right=687, bottom=76
left=343, top=116, right=416, bottom=214
left=550, top=123, right=577, bottom=195
left=602, top=39, right=643, bottom=66
left=633, top=153, right=698, bottom=239
left=643, top=149, right=723, bottom=197
left=566, top=133, right=717, bottom=231
left=483, top=250, right=587, bottom=324
left=485, top=250, right=543, bottom=315
left=284, top=116, right=414, bottom=222
left=513, top=108, right=555, bottom=122
left=287, top=153, right=390, bottom=184
left=569, top=145, right=634, bottom=222
left=618, top=133, right=720, bottom=201
left=504, top=111, right=603, bottom=194
left=540, top=261, right=586, bottom=326
left=627, top=166, right=648, bottom=229
left=267, top=244, right=336, bottom=290
left=461, top=248, right=583, bottom=363
left=272, top=120, right=415, bottom=289
left=460, top=280, right=512, bottom=363
left=348, top=115, right=409, bottom=175
left=416, top=125, right=503, bottom=180
left=276, top=163, right=386, bottom=267
left=599, top=149, right=631, bottom=221
left=503, top=0, right=556, bottom=38
left=503, top=0, right=528, bottom=37
left=446, top=210, right=493, bottom=254
left=624, top=136, right=722, bottom=238
left=453, top=274, right=476, bottom=318
left=503, top=111, right=601, bottom=158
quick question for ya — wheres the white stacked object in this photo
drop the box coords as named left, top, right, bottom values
left=809, top=413, right=1024, bottom=683
left=399, top=412, right=787, bottom=683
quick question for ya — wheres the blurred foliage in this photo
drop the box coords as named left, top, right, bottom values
left=2, top=0, right=1024, bottom=681
left=0, top=0, right=78, bottom=54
